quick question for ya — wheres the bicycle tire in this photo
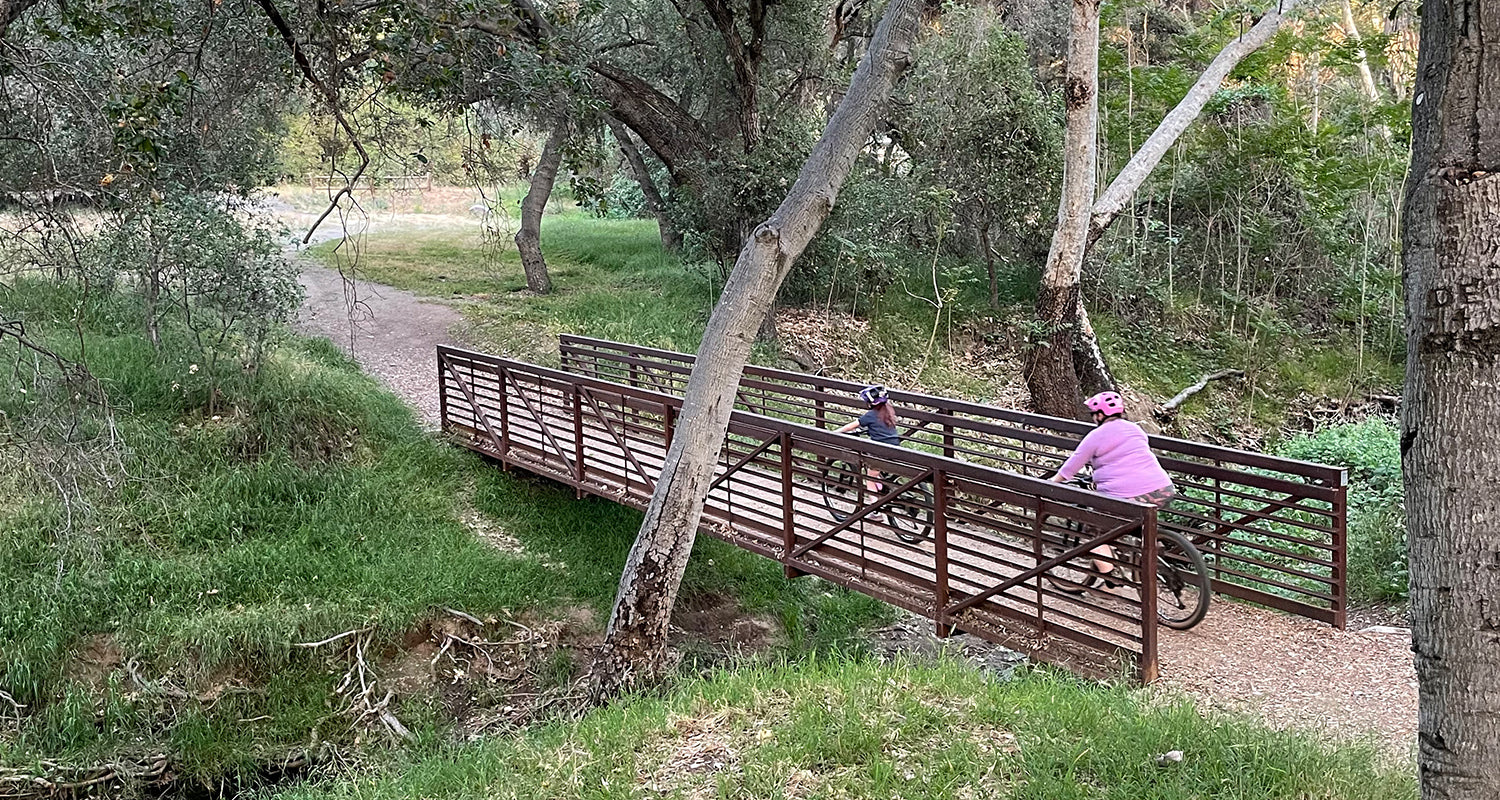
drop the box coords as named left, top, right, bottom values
left=1041, top=518, right=1103, bottom=595
left=886, top=480, right=933, bottom=544
left=1152, top=528, right=1211, bottom=630
left=819, top=460, right=860, bottom=522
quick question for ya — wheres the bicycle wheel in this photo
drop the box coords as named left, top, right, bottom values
left=884, top=479, right=933, bottom=544
left=819, top=460, right=861, bottom=523
left=1041, top=518, right=1103, bottom=594
left=1152, top=528, right=1211, bottom=630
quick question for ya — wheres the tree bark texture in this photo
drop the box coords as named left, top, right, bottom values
left=588, top=0, right=925, bottom=701
left=515, top=121, right=566, bottom=294
left=1027, top=0, right=1100, bottom=420
left=591, top=62, right=713, bottom=188
left=0, top=0, right=41, bottom=39
left=702, top=0, right=767, bottom=151
left=607, top=116, right=681, bottom=251
left=1086, top=0, right=1306, bottom=246
left=1400, top=0, right=1500, bottom=796
left=1070, top=298, right=1114, bottom=397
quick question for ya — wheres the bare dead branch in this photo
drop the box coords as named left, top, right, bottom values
left=1160, top=369, right=1245, bottom=413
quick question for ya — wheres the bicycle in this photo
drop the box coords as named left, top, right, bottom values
left=1043, top=476, right=1211, bottom=631
left=818, top=432, right=934, bottom=544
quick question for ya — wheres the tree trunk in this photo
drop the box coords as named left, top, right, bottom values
left=701, top=0, right=767, bottom=152
left=0, top=0, right=42, bottom=39
left=1339, top=0, right=1382, bottom=104
left=1401, top=0, right=1500, bottom=795
left=606, top=116, right=681, bottom=252
left=588, top=0, right=924, bottom=702
left=515, top=121, right=565, bottom=294
left=978, top=220, right=998, bottom=310
left=1030, top=0, right=1301, bottom=416
left=1027, top=0, right=1100, bottom=420
left=591, top=62, right=713, bottom=188
left=1085, top=0, right=1307, bottom=246
left=1071, top=298, right=1114, bottom=396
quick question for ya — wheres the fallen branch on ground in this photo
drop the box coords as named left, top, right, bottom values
left=1159, top=369, right=1245, bottom=415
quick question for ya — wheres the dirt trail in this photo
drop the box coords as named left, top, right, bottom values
left=295, top=264, right=460, bottom=428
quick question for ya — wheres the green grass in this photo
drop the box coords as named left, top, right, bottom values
left=312, top=213, right=717, bottom=366
left=0, top=281, right=888, bottom=782
left=274, top=659, right=1414, bottom=800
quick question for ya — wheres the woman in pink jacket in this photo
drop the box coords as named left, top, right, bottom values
left=1049, top=391, right=1175, bottom=584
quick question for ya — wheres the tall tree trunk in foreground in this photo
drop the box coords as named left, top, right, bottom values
left=1027, top=0, right=1100, bottom=419
left=1030, top=0, right=1306, bottom=416
left=515, top=121, right=566, bottom=294
left=589, top=0, right=924, bottom=701
left=607, top=116, right=681, bottom=252
left=1401, top=0, right=1500, bottom=796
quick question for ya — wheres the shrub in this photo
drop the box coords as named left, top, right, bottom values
left=1277, top=420, right=1407, bottom=603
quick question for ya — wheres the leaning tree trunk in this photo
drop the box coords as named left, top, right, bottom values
left=1027, top=0, right=1099, bottom=419
left=1085, top=0, right=1306, bottom=245
left=588, top=0, right=924, bottom=702
left=1400, top=0, right=1500, bottom=796
left=1040, top=0, right=1306, bottom=412
left=606, top=116, right=681, bottom=251
left=515, top=121, right=566, bottom=294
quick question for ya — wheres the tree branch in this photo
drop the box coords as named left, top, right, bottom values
left=0, top=0, right=44, bottom=40
left=1086, top=0, right=1307, bottom=247
left=251, top=0, right=371, bottom=244
left=1159, top=369, right=1245, bottom=414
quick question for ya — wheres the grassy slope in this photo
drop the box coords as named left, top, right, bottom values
left=277, top=660, right=1413, bottom=800
left=0, top=283, right=885, bottom=783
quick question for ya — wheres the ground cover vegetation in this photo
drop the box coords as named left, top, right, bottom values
left=273, top=660, right=1413, bottom=800
left=0, top=282, right=889, bottom=791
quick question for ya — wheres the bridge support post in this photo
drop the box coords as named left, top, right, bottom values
left=1138, top=510, right=1160, bottom=683
left=934, top=470, right=950, bottom=638
left=780, top=432, right=804, bottom=579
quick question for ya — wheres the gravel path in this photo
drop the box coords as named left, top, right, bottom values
left=1159, top=600, right=1416, bottom=756
left=295, top=264, right=460, bottom=428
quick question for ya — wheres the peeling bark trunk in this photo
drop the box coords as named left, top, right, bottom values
left=1027, top=0, right=1099, bottom=420
left=1401, top=0, right=1500, bottom=794
left=1071, top=298, right=1114, bottom=397
left=588, top=0, right=924, bottom=701
left=607, top=116, right=681, bottom=252
left=515, top=122, right=565, bottom=294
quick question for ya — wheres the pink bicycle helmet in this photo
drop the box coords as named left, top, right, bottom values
left=1084, top=391, right=1125, bottom=416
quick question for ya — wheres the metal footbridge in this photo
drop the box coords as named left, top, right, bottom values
left=438, top=336, right=1347, bottom=682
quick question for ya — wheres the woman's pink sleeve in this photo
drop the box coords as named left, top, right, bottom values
left=1056, top=431, right=1097, bottom=480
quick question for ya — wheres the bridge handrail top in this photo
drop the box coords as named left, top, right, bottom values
left=438, top=345, right=1156, bottom=521
left=556, top=334, right=1347, bottom=487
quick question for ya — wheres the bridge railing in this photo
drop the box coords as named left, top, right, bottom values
left=439, top=345, right=1162, bottom=681
left=558, top=335, right=1349, bottom=627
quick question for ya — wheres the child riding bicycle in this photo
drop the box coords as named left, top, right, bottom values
left=835, top=384, right=900, bottom=493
